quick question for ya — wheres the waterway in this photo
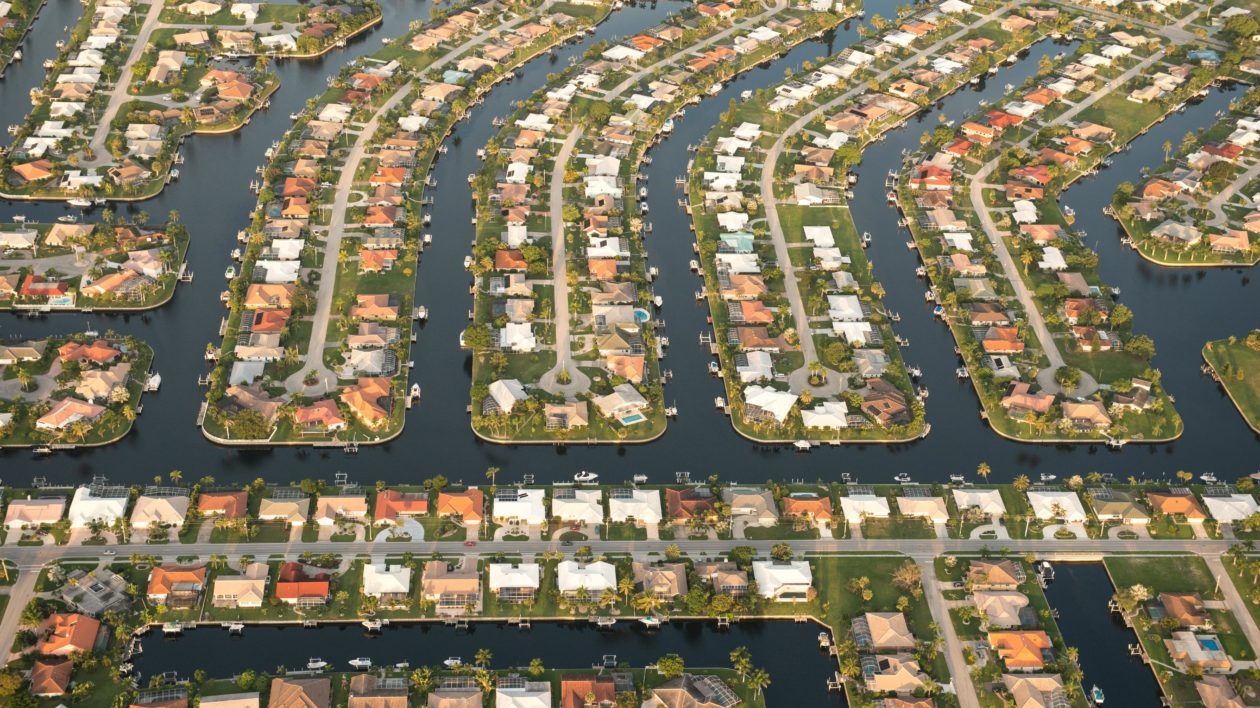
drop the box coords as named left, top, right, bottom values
left=2, top=0, right=1256, bottom=486
left=1042, top=562, right=1162, bottom=706
left=133, top=620, right=845, bottom=705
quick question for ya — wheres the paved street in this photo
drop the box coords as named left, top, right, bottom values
left=538, top=128, right=592, bottom=397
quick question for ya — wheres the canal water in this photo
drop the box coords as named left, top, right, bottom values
left=1042, top=563, right=1162, bottom=706
left=133, top=620, right=845, bottom=705
left=2, top=0, right=1256, bottom=485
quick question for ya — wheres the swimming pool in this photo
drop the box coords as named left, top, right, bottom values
left=633, top=308, right=650, bottom=323
left=619, top=413, right=647, bottom=425
left=1201, top=638, right=1222, bottom=651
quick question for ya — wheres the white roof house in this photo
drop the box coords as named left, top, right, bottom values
left=500, top=323, right=537, bottom=352
left=716, top=211, right=749, bottom=232
left=752, top=561, right=813, bottom=602
left=952, top=488, right=1006, bottom=518
left=1203, top=494, right=1260, bottom=524
left=839, top=493, right=890, bottom=520
left=895, top=496, right=950, bottom=523
left=1026, top=490, right=1087, bottom=522
left=493, top=488, right=547, bottom=525
left=801, top=401, right=849, bottom=429
left=363, top=563, right=412, bottom=597
left=68, top=487, right=128, bottom=529
left=803, top=225, right=835, bottom=247
left=131, top=495, right=190, bottom=528
left=743, top=385, right=798, bottom=424
left=488, top=563, right=541, bottom=594
left=1037, top=246, right=1068, bottom=271
left=488, top=378, right=527, bottom=414
left=609, top=489, right=662, bottom=524
left=496, top=681, right=551, bottom=708
left=737, top=350, right=774, bottom=383
left=556, top=561, right=616, bottom=594
left=313, top=495, right=369, bottom=526
left=551, top=489, right=604, bottom=525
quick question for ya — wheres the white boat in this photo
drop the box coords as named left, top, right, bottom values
left=949, top=475, right=965, bottom=483
left=224, top=266, right=236, bottom=280
left=739, top=90, right=752, bottom=101
left=463, top=255, right=473, bottom=269
left=793, top=440, right=812, bottom=451
left=348, top=658, right=372, bottom=670
left=689, top=260, right=700, bottom=272
left=956, top=367, right=969, bottom=379
left=1091, top=685, right=1104, bottom=705
left=893, top=473, right=913, bottom=483
left=231, top=248, right=242, bottom=260
left=1200, top=473, right=1218, bottom=483
left=11, top=214, right=26, bottom=223
left=1039, top=474, right=1057, bottom=482
left=653, top=295, right=663, bottom=308
left=443, top=658, right=463, bottom=669
left=714, top=396, right=726, bottom=409
left=639, top=616, right=661, bottom=628
left=574, top=471, right=599, bottom=483
left=632, top=474, right=648, bottom=484
left=306, top=658, right=328, bottom=670
left=56, top=215, right=78, bottom=224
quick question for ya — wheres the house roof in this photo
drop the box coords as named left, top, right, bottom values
left=131, top=495, right=190, bottom=528
left=988, top=631, right=1052, bottom=670
left=1160, top=592, right=1208, bottom=627
left=1147, top=491, right=1207, bottom=519
left=269, top=677, right=331, bottom=708
left=862, top=611, right=915, bottom=649
left=558, top=675, right=615, bottom=708
left=30, top=659, right=73, bottom=696
left=37, top=613, right=100, bottom=655
left=437, top=490, right=484, bottom=522
left=147, top=564, right=207, bottom=597
left=4, top=497, right=66, bottom=527
left=199, top=491, right=248, bottom=519
left=782, top=494, right=833, bottom=520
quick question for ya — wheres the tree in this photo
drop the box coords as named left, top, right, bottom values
left=528, top=658, right=545, bottom=677
left=976, top=462, right=991, bottom=482
left=891, top=560, right=922, bottom=592
left=485, top=466, right=500, bottom=487
left=746, top=668, right=771, bottom=698
left=730, top=646, right=752, bottom=681
left=1126, top=334, right=1156, bottom=361
left=1013, top=475, right=1030, bottom=493
left=0, top=671, right=23, bottom=697
left=664, top=544, right=682, bottom=561
left=410, top=667, right=435, bottom=693
left=769, top=543, right=793, bottom=562
left=657, top=654, right=685, bottom=680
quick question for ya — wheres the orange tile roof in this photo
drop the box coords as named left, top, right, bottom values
left=30, top=659, right=73, bottom=696
left=437, top=490, right=484, bottom=522
left=1147, top=492, right=1207, bottom=520
left=559, top=675, right=616, bottom=708
left=783, top=495, right=832, bottom=520
left=147, top=565, right=207, bottom=597
left=37, top=613, right=100, bottom=656
left=198, top=491, right=248, bottom=518
left=988, top=630, right=1052, bottom=669
left=375, top=490, right=429, bottom=522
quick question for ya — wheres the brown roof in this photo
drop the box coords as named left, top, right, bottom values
left=29, top=659, right=73, bottom=696
left=269, top=677, right=331, bottom=708
left=147, top=565, right=207, bottom=597
left=1160, top=592, right=1208, bottom=627
left=559, top=675, right=616, bottom=708
left=199, top=491, right=248, bottom=519
left=1147, top=491, right=1207, bottom=520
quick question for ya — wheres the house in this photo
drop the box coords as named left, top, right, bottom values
left=147, top=564, right=206, bottom=607
left=4, top=497, right=66, bottom=529
left=646, top=675, right=741, bottom=708
left=68, top=486, right=128, bottom=528
left=1147, top=490, right=1207, bottom=522
left=37, top=613, right=101, bottom=655
left=375, top=490, right=429, bottom=524
left=131, top=494, right=190, bottom=529
left=556, top=560, right=616, bottom=596
left=1027, top=490, right=1087, bottom=523
left=722, top=487, right=778, bottom=526
left=1202, top=494, right=1258, bottom=525
left=862, top=654, right=927, bottom=695
left=751, top=560, right=813, bottom=602
left=362, top=563, right=412, bottom=605
left=199, top=491, right=248, bottom=520
left=952, top=489, right=1005, bottom=520
left=1160, top=592, right=1209, bottom=629
left=428, top=687, right=483, bottom=708
left=212, top=562, right=270, bottom=608
left=29, top=659, right=73, bottom=697
left=694, top=561, right=749, bottom=596
left=608, top=488, right=662, bottom=525
left=1194, top=676, right=1243, bottom=708
left=840, top=492, right=890, bottom=521
left=895, top=495, right=949, bottom=524
left=269, top=678, right=331, bottom=708
left=1002, top=674, right=1067, bottom=708
left=852, top=611, right=915, bottom=650
left=782, top=494, right=833, bottom=523
left=551, top=488, right=603, bottom=525
left=968, top=560, right=1025, bottom=590
left=1088, top=489, right=1149, bottom=525
left=313, top=494, right=369, bottom=526
left=437, top=490, right=485, bottom=524
left=974, top=591, right=1031, bottom=629
left=275, top=562, right=331, bottom=605
left=293, top=400, right=347, bottom=432
left=666, top=487, right=718, bottom=522
left=1165, top=632, right=1232, bottom=673
left=1061, top=400, right=1111, bottom=429
left=988, top=630, right=1053, bottom=670
left=492, top=488, right=547, bottom=526
left=421, top=559, right=481, bottom=612
left=258, top=496, right=307, bottom=525
left=348, top=675, right=408, bottom=708
left=488, top=563, right=541, bottom=602
left=558, top=676, right=615, bottom=708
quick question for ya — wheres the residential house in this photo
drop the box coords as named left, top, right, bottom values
left=146, top=564, right=207, bottom=608
left=989, top=630, right=1053, bottom=670
left=852, top=611, right=915, bottom=650
left=751, top=560, right=813, bottom=602
left=213, top=562, right=270, bottom=608
left=421, top=559, right=481, bottom=613
left=487, top=563, right=541, bottom=603
left=269, top=678, right=330, bottom=708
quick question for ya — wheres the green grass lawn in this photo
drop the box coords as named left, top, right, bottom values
left=861, top=517, right=937, bottom=539
left=1104, top=555, right=1217, bottom=596
left=1203, top=337, right=1260, bottom=432
left=742, top=522, right=820, bottom=540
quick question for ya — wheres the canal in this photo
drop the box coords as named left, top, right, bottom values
left=2, top=1, right=1256, bottom=485
left=1042, top=563, right=1162, bottom=706
left=133, top=620, right=845, bottom=705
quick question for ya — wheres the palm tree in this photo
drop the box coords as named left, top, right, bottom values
left=1013, top=474, right=1030, bottom=493
left=410, top=667, right=434, bottom=693
left=474, top=648, right=492, bottom=668
left=976, top=462, right=991, bottom=483
left=527, top=658, right=544, bottom=677
left=485, top=466, right=500, bottom=487
left=169, top=470, right=183, bottom=484
left=746, top=668, right=770, bottom=698
left=729, top=646, right=752, bottom=681
left=618, top=575, right=635, bottom=604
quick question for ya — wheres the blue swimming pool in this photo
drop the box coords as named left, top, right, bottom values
left=633, top=308, right=650, bottom=323
left=1201, top=638, right=1221, bottom=651
left=620, top=413, right=647, bottom=425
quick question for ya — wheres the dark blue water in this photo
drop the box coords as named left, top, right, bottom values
left=134, top=620, right=845, bottom=705
left=2, top=4, right=1256, bottom=486
left=1042, top=563, right=1162, bottom=706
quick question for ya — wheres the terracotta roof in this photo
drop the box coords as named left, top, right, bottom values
left=436, top=490, right=484, bottom=522
left=37, top=613, right=100, bottom=655
left=30, top=659, right=73, bottom=696
left=559, top=675, right=615, bottom=708
left=147, top=564, right=207, bottom=597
